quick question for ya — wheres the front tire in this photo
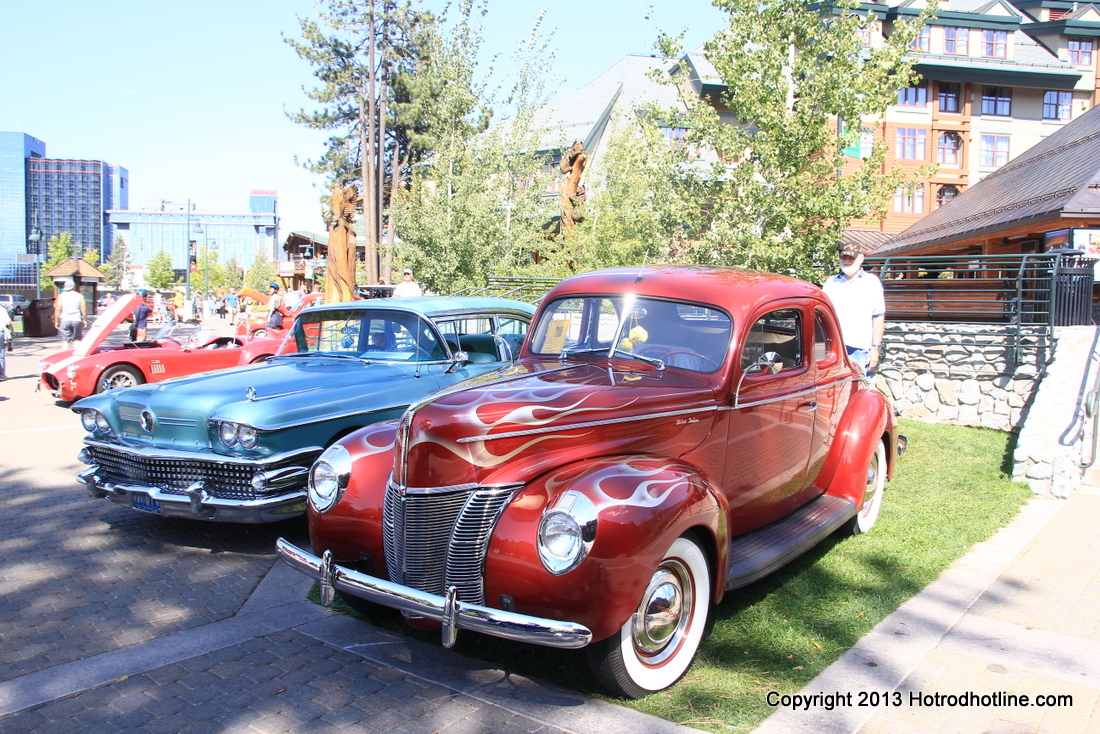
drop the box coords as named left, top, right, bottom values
left=848, top=440, right=886, bottom=535
left=586, top=536, right=710, bottom=698
left=97, top=365, right=144, bottom=393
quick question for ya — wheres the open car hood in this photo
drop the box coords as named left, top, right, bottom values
left=74, top=294, right=142, bottom=358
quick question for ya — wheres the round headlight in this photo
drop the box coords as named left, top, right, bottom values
left=537, top=491, right=597, bottom=575
left=237, top=425, right=258, bottom=449
left=538, top=513, right=583, bottom=569
left=308, top=444, right=352, bottom=514
left=219, top=422, right=239, bottom=447
left=67, top=364, right=78, bottom=379
left=95, top=412, right=111, bottom=434
left=81, top=410, right=98, bottom=433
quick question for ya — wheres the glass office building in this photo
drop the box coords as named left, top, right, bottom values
left=26, top=158, right=128, bottom=261
left=109, top=191, right=279, bottom=282
left=0, top=132, right=46, bottom=288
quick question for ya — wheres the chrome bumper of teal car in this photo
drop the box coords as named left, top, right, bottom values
left=275, top=538, right=593, bottom=650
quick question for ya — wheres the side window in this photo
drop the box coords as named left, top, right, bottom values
left=814, top=309, right=834, bottom=364
left=741, top=309, right=802, bottom=371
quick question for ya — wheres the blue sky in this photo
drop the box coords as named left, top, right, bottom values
left=0, top=0, right=727, bottom=234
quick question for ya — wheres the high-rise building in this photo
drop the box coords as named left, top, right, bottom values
left=0, top=131, right=127, bottom=290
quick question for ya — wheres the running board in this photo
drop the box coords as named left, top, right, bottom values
left=725, top=494, right=856, bottom=591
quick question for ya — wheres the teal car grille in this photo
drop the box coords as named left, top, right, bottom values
left=382, top=483, right=516, bottom=606
left=84, top=444, right=257, bottom=500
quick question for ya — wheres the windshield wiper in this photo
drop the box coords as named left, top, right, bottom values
left=611, top=350, right=665, bottom=370
left=559, top=346, right=610, bottom=360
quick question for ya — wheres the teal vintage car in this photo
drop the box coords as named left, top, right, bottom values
left=72, top=297, right=535, bottom=522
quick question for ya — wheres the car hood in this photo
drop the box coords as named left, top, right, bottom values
left=394, top=359, right=719, bottom=489
left=84, top=357, right=441, bottom=452
left=74, top=294, right=141, bottom=357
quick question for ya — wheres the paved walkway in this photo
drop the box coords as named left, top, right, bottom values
left=757, top=489, right=1100, bottom=734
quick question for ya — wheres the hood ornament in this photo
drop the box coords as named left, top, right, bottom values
left=139, top=410, right=155, bottom=433
left=245, top=386, right=257, bottom=402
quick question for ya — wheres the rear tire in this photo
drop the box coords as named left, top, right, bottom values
left=848, top=440, right=886, bottom=535
left=586, top=536, right=710, bottom=698
left=97, top=366, right=144, bottom=393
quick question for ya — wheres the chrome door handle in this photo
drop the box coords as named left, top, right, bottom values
left=800, top=401, right=818, bottom=413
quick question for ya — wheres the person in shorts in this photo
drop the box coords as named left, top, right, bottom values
left=54, top=280, right=88, bottom=349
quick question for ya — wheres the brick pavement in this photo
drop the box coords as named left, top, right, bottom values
left=0, top=328, right=701, bottom=734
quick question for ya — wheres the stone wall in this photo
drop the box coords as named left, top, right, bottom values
left=872, top=322, right=1048, bottom=432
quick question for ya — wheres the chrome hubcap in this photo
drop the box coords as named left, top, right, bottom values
left=861, top=453, right=880, bottom=516
left=632, top=560, right=692, bottom=665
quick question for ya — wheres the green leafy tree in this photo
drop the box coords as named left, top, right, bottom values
left=145, top=250, right=176, bottom=291
left=244, top=248, right=277, bottom=291
left=195, top=246, right=229, bottom=295
left=40, top=232, right=77, bottom=292
left=81, top=248, right=99, bottom=268
left=103, top=235, right=131, bottom=290
left=286, top=0, right=438, bottom=282
left=392, top=6, right=556, bottom=293
left=657, top=0, right=935, bottom=279
left=223, top=255, right=245, bottom=290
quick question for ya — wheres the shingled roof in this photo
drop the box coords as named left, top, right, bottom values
left=878, top=102, right=1100, bottom=255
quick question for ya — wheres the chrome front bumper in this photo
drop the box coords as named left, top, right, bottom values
left=275, top=538, right=593, bottom=650
left=77, top=441, right=319, bottom=523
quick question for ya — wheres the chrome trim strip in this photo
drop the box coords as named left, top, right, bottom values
left=728, top=376, right=862, bottom=411
left=276, top=538, right=592, bottom=650
left=81, top=438, right=322, bottom=467
left=456, top=405, right=717, bottom=444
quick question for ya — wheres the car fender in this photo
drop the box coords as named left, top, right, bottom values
left=483, top=454, right=727, bottom=643
left=307, top=421, right=399, bottom=570
left=816, top=387, right=892, bottom=507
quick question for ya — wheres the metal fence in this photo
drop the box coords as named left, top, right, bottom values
left=865, top=252, right=1097, bottom=370
left=450, top=275, right=561, bottom=304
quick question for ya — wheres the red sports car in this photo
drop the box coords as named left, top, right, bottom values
left=234, top=288, right=325, bottom=339
left=39, top=294, right=282, bottom=402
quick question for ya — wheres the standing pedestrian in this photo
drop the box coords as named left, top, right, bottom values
left=393, top=268, right=423, bottom=298
left=0, top=303, right=11, bottom=380
left=54, top=280, right=88, bottom=350
left=131, top=289, right=153, bottom=342
left=822, top=243, right=885, bottom=376
left=226, top=291, right=239, bottom=324
left=266, top=283, right=285, bottom=330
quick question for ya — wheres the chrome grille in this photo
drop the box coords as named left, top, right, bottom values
left=383, top=483, right=517, bottom=605
left=84, top=445, right=256, bottom=500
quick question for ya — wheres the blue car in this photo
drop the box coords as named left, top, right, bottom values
left=73, top=297, right=535, bottom=522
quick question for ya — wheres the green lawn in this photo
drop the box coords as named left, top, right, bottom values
left=324, top=419, right=1031, bottom=732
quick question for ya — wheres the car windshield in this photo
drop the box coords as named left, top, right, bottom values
left=528, top=295, right=732, bottom=373
left=281, top=308, right=447, bottom=362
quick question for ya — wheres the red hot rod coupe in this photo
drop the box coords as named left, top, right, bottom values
left=277, top=265, right=903, bottom=698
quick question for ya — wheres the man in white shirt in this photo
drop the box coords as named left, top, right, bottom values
left=54, top=280, right=88, bottom=350
left=822, top=243, right=885, bottom=375
left=393, top=268, right=423, bottom=298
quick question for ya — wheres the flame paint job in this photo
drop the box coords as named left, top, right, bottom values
left=309, top=265, right=899, bottom=644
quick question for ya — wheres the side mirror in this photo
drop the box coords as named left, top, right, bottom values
left=745, top=351, right=783, bottom=376
left=445, top=351, right=469, bottom=373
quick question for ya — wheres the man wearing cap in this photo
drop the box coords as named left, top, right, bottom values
left=393, top=268, right=423, bottom=298
left=266, top=282, right=285, bottom=330
left=822, top=243, right=885, bottom=375
left=54, top=280, right=88, bottom=350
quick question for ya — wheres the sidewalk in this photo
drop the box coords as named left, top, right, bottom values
left=756, top=489, right=1100, bottom=734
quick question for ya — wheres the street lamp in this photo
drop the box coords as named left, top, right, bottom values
left=28, top=215, right=43, bottom=300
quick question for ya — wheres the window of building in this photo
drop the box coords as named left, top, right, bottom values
left=895, top=128, right=927, bottom=160
left=944, top=27, right=969, bottom=55
left=1043, top=90, right=1073, bottom=120
left=661, top=127, right=690, bottom=148
left=980, top=134, right=1010, bottom=167
left=936, top=185, right=960, bottom=208
left=938, top=82, right=961, bottom=113
left=982, top=30, right=1008, bottom=58
left=897, top=82, right=928, bottom=107
left=981, top=86, right=1012, bottom=116
left=894, top=185, right=925, bottom=214
left=937, top=132, right=962, bottom=165
left=1069, top=37, right=1094, bottom=65
left=911, top=25, right=931, bottom=52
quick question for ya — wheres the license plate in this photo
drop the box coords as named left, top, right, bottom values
left=131, top=492, right=161, bottom=514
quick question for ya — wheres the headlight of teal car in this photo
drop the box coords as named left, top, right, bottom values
left=537, top=490, right=597, bottom=575
left=81, top=409, right=111, bottom=436
left=308, top=444, right=352, bottom=514
left=237, top=425, right=258, bottom=449
left=218, top=421, right=239, bottom=447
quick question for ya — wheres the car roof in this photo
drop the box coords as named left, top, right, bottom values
left=300, top=296, right=536, bottom=317
left=543, top=265, right=823, bottom=320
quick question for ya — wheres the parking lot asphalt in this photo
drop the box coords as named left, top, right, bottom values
left=0, top=324, right=704, bottom=734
